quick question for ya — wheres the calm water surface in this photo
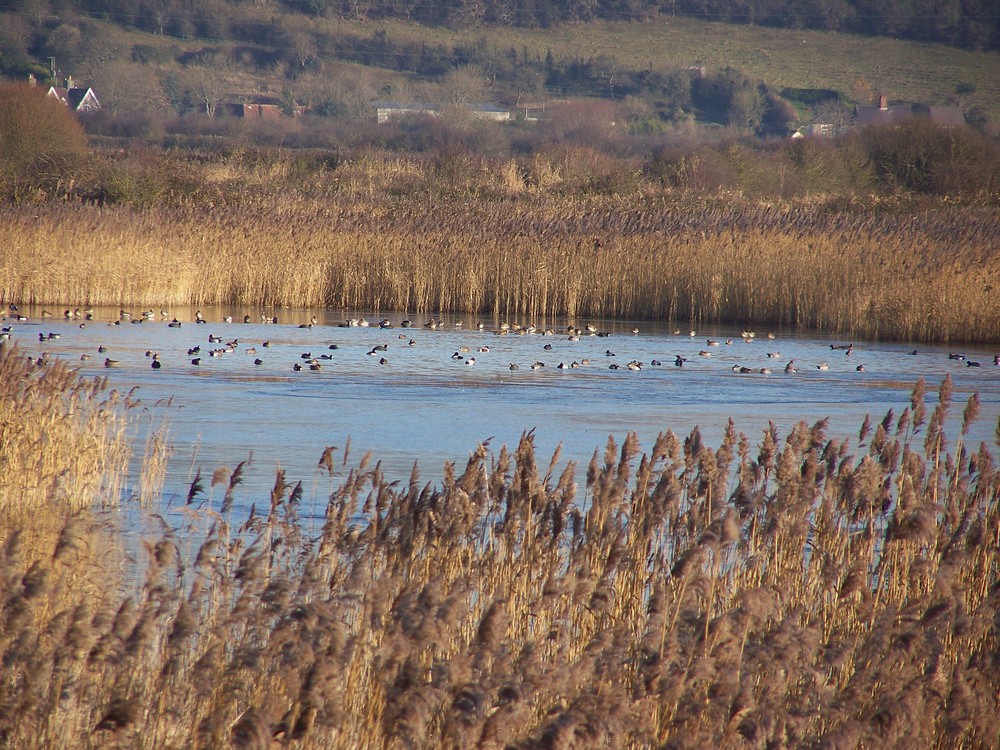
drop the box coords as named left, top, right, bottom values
left=7, top=305, right=999, bottom=524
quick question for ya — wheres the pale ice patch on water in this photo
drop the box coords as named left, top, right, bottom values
left=6, top=305, right=998, bottom=524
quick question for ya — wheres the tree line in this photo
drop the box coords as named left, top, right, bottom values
left=0, top=0, right=996, bottom=50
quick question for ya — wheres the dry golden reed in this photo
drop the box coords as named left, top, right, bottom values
left=0, top=341, right=996, bottom=749
left=1, top=150, right=998, bottom=343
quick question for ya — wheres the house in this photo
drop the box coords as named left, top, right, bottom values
left=227, top=103, right=285, bottom=120
left=373, top=101, right=510, bottom=124
left=855, top=94, right=965, bottom=128
left=44, top=76, right=101, bottom=112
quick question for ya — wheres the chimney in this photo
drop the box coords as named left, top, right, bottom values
left=27, top=73, right=36, bottom=87
left=64, top=75, right=74, bottom=89
left=878, top=94, right=888, bottom=110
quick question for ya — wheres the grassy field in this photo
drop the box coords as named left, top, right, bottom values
left=0, top=339, right=996, bottom=748
left=384, top=16, right=1000, bottom=116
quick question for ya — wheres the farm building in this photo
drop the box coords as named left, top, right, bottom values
left=373, top=101, right=511, bottom=124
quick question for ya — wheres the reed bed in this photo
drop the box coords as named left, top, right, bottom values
left=2, top=185, right=999, bottom=343
left=0, top=336, right=996, bottom=748
left=0, top=343, right=131, bottom=523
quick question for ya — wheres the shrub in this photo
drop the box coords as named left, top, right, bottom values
left=0, top=82, right=89, bottom=202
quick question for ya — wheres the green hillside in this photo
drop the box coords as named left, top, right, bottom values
left=2, top=8, right=998, bottom=131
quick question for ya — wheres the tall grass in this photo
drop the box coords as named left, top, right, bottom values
left=0, top=339, right=996, bottom=748
left=2, top=180, right=998, bottom=343
left=0, top=344, right=131, bottom=523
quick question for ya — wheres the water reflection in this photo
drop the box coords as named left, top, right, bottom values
left=6, top=305, right=998, bottom=522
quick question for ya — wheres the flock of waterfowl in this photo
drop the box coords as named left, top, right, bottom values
left=3, top=305, right=999, bottom=377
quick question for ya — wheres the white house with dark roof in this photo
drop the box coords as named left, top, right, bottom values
left=45, top=76, right=101, bottom=112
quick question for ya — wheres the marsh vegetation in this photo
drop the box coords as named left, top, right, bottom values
left=0, top=340, right=997, bottom=748
left=2, top=111, right=1000, bottom=346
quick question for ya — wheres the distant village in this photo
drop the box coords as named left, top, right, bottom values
left=31, top=69, right=966, bottom=137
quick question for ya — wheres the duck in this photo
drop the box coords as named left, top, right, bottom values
left=784, top=360, right=797, bottom=373
left=509, top=363, right=519, bottom=371
left=698, top=350, right=711, bottom=357
left=759, top=367, right=771, bottom=375
left=531, top=361, right=545, bottom=370
left=191, top=358, right=201, bottom=366
left=856, top=364, right=865, bottom=372
left=379, top=357, right=389, bottom=365
left=151, top=359, right=162, bottom=369
left=817, top=362, right=830, bottom=370
left=674, top=356, right=686, bottom=367
left=104, top=358, right=119, bottom=367
left=465, top=357, right=476, bottom=366
left=966, top=360, right=981, bottom=367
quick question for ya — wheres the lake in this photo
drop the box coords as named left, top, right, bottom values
left=6, top=305, right=999, bottom=524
